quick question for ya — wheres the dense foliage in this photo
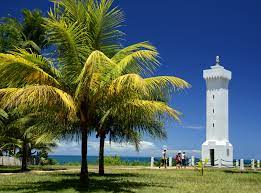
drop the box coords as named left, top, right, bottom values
left=0, top=0, right=189, bottom=186
left=0, top=9, right=48, bottom=53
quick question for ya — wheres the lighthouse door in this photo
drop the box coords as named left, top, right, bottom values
left=210, top=149, right=215, bottom=166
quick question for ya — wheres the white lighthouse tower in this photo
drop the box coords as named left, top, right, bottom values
left=201, top=56, right=233, bottom=166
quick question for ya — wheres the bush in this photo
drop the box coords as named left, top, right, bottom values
left=47, top=158, right=58, bottom=165
left=103, top=156, right=149, bottom=166
left=66, top=162, right=81, bottom=166
left=40, top=158, right=58, bottom=166
left=104, top=156, right=123, bottom=165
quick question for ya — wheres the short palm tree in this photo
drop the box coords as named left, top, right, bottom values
left=0, top=0, right=190, bottom=184
left=0, top=110, right=64, bottom=171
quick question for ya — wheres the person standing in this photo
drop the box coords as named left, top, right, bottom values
left=159, top=149, right=167, bottom=168
left=175, top=153, right=182, bottom=169
left=182, top=152, right=186, bottom=168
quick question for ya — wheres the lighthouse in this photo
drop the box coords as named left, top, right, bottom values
left=201, top=56, right=233, bottom=166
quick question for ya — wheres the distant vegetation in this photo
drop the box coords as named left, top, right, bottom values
left=103, top=156, right=149, bottom=166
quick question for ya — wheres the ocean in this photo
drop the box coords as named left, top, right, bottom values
left=49, top=155, right=253, bottom=166
left=49, top=155, right=152, bottom=164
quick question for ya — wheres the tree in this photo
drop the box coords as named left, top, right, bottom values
left=0, top=18, right=22, bottom=53
left=93, top=43, right=190, bottom=175
left=0, top=111, right=63, bottom=171
left=0, top=47, right=188, bottom=182
left=97, top=119, right=165, bottom=175
left=21, top=9, right=49, bottom=51
left=0, top=9, right=48, bottom=53
left=0, top=0, right=189, bottom=185
left=0, top=109, right=8, bottom=156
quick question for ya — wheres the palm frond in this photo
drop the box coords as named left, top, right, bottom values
left=75, top=50, right=117, bottom=100
left=112, top=99, right=181, bottom=122
left=0, top=108, right=8, bottom=128
left=0, top=53, right=60, bottom=87
left=21, top=40, right=41, bottom=53
left=0, top=86, right=77, bottom=120
left=52, top=0, right=89, bottom=24
left=111, top=42, right=159, bottom=76
left=107, top=73, right=148, bottom=98
left=0, top=108, right=8, bottom=119
left=110, top=129, right=141, bottom=151
left=88, top=0, right=124, bottom=56
left=107, top=74, right=190, bottom=102
left=145, top=76, right=191, bottom=92
left=44, top=13, right=91, bottom=83
left=11, top=49, right=60, bottom=79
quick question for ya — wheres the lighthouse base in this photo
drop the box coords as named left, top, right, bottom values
left=201, top=140, right=233, bottom=167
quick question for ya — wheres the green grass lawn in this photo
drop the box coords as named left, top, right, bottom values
left=0, top=166, right=260, bottom=193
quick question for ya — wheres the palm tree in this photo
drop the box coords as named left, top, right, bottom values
left=21, top=9, right=49, bottom=52
left=0, top=109, right=8, bottom=156
left=0, top=0, right=190, bottom=184
left=97, top=119, right=165, bottom=175
left=0, top=9, right=48, bottom=53
left=0, top=110, right=67, bottom=171
left=0, top=18, right=22, bottom=53
left=0, top=47, right=188, bottom=178
left=91, top=43, right=189, bottom=175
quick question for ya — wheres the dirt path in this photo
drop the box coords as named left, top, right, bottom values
left=0, top=166, right=196, bottom=175
left=0, top=168, right=82, bottom=175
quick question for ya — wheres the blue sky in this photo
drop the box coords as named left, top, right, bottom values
left=1, top=0, right=260, bottom=159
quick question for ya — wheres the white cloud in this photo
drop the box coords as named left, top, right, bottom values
left=51, top=140, right=201, bottom=157
left=166, top=149, right=201, bottom=155
left=182, top=125, right=205, bottom=130
left=51, top=140, right=157, bottom=156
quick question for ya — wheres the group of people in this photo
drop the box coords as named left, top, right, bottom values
left=159, top=149, right=187, bottom=169
left=175, top=151, right=187, bottom=169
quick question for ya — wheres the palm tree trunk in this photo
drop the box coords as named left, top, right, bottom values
left=80, top=126, right=89, bottom=184
left=21, top=140, right=28, bottom=171
left=99, top=130, right=106, bottom=176
left=79, top=101, right=90, bottom=185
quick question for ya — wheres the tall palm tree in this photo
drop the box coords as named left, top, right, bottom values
left=92, top=42, right=190, bottom=175
left=0, top=47, right=188, bottom=180
left=0, top=0, right=190, bottom=184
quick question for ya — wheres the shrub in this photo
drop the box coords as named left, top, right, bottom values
left=103, top=156, right=149, bottom=166
left=40, top=158, right=58, bottom=165
left=104, top=156, right=123, bottom=165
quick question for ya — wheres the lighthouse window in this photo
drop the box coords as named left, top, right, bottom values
left=213, top=95, right=215, bottom=99
left=213, top=123, right=215, bottom=128
left=227, top=149, right=229, bottom=156
left=213, top=109, right=215, bottom=114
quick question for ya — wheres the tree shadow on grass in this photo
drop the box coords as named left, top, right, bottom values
left=224, top=170, right=261, bottom=174
left=0, top=172, right=157, bottom=193
left=0, top=167, right=66, bottom=173
left=0, top=169, right=22, bottom=173
left=0, top=166, right=21, bottom=173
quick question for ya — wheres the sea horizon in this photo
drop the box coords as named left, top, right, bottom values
left=49, top=155, right=252, bottom=165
